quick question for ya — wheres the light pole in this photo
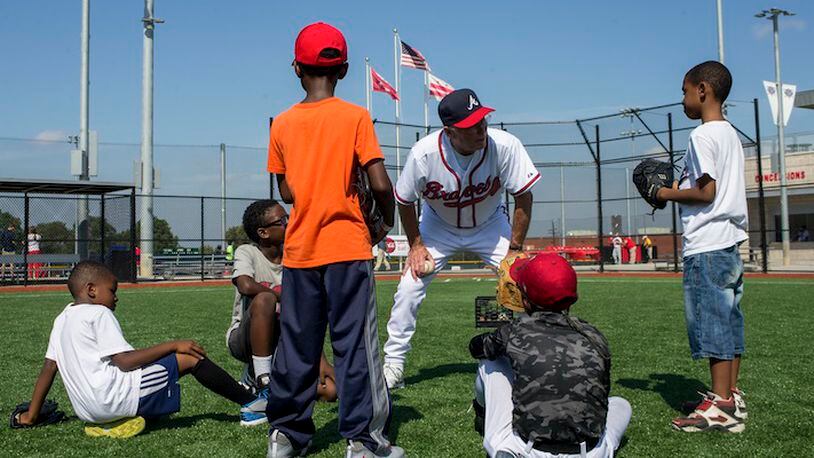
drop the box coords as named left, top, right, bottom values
left=716, top=0, right=725, bottom=63
left=620, top=111, right=641, bottom=239
left=756, top=8, right=794, bottom=266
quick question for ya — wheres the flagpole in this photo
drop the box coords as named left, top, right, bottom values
left=393, top=28, right=402, bottom=236
left=424, top=68, right=430, bottom=134
left=365, top=57, right=371, bottom=113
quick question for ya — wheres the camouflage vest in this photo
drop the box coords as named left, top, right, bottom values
left=479, top=311, right=611, bottom=446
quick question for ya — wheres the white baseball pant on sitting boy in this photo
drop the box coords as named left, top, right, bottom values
left=475, top=357, right=631, bottom=458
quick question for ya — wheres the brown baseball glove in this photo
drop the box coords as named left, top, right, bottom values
left=496, top=252, right=529, bottom=313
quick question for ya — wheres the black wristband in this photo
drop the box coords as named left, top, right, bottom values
left=509, top=243, right=523, bottom=251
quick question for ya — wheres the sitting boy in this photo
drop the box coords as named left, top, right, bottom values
left=228, top=200, right=337, bottom=426
left=470, top=253, right=631, bottom=457
left=15, top=260, right=265, bottom=437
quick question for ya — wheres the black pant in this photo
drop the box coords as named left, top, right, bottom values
left=266, top=260, right=391, bottom=452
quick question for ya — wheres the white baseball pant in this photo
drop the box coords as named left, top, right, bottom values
left=475, top=357, right=631, bottom=458
left=383, top=212, right=511, bottom=366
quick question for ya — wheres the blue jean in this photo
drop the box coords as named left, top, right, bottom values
left=682, top=244, right=745, bottom=360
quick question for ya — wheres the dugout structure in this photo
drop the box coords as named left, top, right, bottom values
left=0, top=178, right=136, bottom=286
left=371, top=98, right=770, bottom=273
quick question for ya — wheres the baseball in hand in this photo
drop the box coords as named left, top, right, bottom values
left=421, top=259, right=434, bottom=275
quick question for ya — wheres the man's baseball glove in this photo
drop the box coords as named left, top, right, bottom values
left=352, top=164, right=388, bottom=244
left=496, top=252, right=529, bottom=313
left=632, top=158, right=674, bottom=210
left=9, top=399, right=66, bottom=429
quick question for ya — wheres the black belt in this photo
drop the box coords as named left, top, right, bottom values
left=532, top=437, right=599, bottom=454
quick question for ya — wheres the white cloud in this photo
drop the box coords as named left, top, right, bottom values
left=34, top=129, right=68, bottom=142
left=752, top=18, right=806, bottom=40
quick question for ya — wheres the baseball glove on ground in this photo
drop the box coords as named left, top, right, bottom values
left=9, top=399, right=66, bottom=429
left=632, top=158, right=674, bottom=210
left=496, top=252, right=529, bottom=313
left=352, top=164, right=388, bottom=244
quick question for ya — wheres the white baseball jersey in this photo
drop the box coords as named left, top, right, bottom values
left=394, top=128, right=540, bottom=229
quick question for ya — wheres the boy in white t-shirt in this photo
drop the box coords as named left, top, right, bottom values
left=657, top=61, right=748, bottom=433
left=15, top=261, right=266, bottom=437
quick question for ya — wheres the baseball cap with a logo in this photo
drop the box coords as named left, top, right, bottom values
left=438, top=89, right=495, bottom=128
left=510, top=253, right=578, bottom=311
left=294, top=22, right=348, bottom=67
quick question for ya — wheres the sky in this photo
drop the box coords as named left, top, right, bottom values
left=2, top=0, right=813, bottom=237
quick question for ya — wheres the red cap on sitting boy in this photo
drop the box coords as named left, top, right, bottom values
left=294, top=22, right=348, bottom=67
left=509, top=253, right=578, bottom=311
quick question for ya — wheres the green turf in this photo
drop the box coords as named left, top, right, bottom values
left=1, top=276, right=813, bottom=457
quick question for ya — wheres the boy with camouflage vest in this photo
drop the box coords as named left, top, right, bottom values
left=470, top=253, right=631, bottom=457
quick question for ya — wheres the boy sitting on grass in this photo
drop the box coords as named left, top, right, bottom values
left=470, top=253, right=631, bottom=457
left=14, top=260, right=266, bottom=438
left=228, top=199, right=337, bottom=427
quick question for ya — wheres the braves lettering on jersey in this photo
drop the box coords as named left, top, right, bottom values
left=394, top=128, right=540, bottom=228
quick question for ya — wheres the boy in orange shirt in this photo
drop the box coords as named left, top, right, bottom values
left=265, top=22, right=400, bottom=458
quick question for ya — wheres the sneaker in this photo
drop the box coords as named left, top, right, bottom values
left=731, top=387, right=748, bottom=419
left=682, top=389, right=747, bottom=420
left=672, top=392, right=744, bottom=433
left=345, top=440, right=406, bottom=458
left=240, top=388, right=269, bottom=427
left=84, top=416, right=146, bottom=439
left=383, top=363, right=405, bottom=390
left=267, top=429, right=309, bottom=458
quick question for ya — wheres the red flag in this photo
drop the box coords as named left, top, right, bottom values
left=428, top=73, right=454, bottom=101
left=371, top=67, right=399, bottom=101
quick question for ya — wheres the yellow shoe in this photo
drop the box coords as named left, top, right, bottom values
left=84, top=416, right=146, bottom=438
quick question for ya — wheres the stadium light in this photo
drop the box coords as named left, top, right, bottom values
left=756, top=7, right=794, bottom=266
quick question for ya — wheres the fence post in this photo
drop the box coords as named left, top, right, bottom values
left=100, top=194, right=106, bottom=264
left=754, top=98, right=769, bottom=273
left=130, top=189, right=137, bottom=282
left=667, top=113, right=679, bottom=272
left=200, top=196, right=205, bottom=281
left=595, top=125, right=604, bottom=273
left=23, top=193, right=30, bottom=286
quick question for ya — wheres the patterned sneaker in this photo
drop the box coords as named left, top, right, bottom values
left=682, top=389, right=747, bottom=420
left=345, top=440, right=406, bottom=458
left=383, top=363, right=405, bottom=390
left=267, top=430, right=309, bottom=458
left=84, top=416, right=146, bottom=439
left=240, top=387, right=269, bottom=427
left=672, top=392, right=744, bottom=433
left=731, top=387, right=748, bottom=420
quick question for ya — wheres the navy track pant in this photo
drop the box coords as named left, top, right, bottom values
left=266, top=260, right=391, bottom=451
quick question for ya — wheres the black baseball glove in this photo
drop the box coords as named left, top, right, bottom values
left=632, top=158, right=674, bottom=210
left=352, top=164, right=389, bottom=244
left=9, top=399, right=67, bottom=429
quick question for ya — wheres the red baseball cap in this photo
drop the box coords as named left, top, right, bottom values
left=509, top=253, right=578, bottom=311
left=294, top=22, right=348, bottom=67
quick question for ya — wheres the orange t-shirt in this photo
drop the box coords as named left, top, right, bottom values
left=267, top=97, right=383, bottom=268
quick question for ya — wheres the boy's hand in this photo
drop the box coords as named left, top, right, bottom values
left=174, top=340, right=206, bottom=359
left=9, top=400, right=66, bottom=429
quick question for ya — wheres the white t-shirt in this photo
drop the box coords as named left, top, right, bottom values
left=27, top=233, right=41, bottom=252
left=678, top=121, right=748, bottom=257
left=45, top=303, right=140, bottom=423
left=227, top=244, right=283, bottom=343
left=394, top=129, right=540, bottom=229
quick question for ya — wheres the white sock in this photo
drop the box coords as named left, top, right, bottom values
left=252, top=355, right=272, bottom=380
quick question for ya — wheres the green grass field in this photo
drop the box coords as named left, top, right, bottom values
left=1, top=276, right=813, bottom=457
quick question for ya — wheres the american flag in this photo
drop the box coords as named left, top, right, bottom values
left=400, top=41, right=429, bottom=70
left=370, top=67, right=399, bottom=101
left=428, top=73, right=454, bottom=101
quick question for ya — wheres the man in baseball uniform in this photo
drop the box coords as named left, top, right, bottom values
left=383, top=88, right=540, bottom=389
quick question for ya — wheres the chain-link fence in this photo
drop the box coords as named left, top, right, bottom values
left=6, top=98, right=812, bottom=279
